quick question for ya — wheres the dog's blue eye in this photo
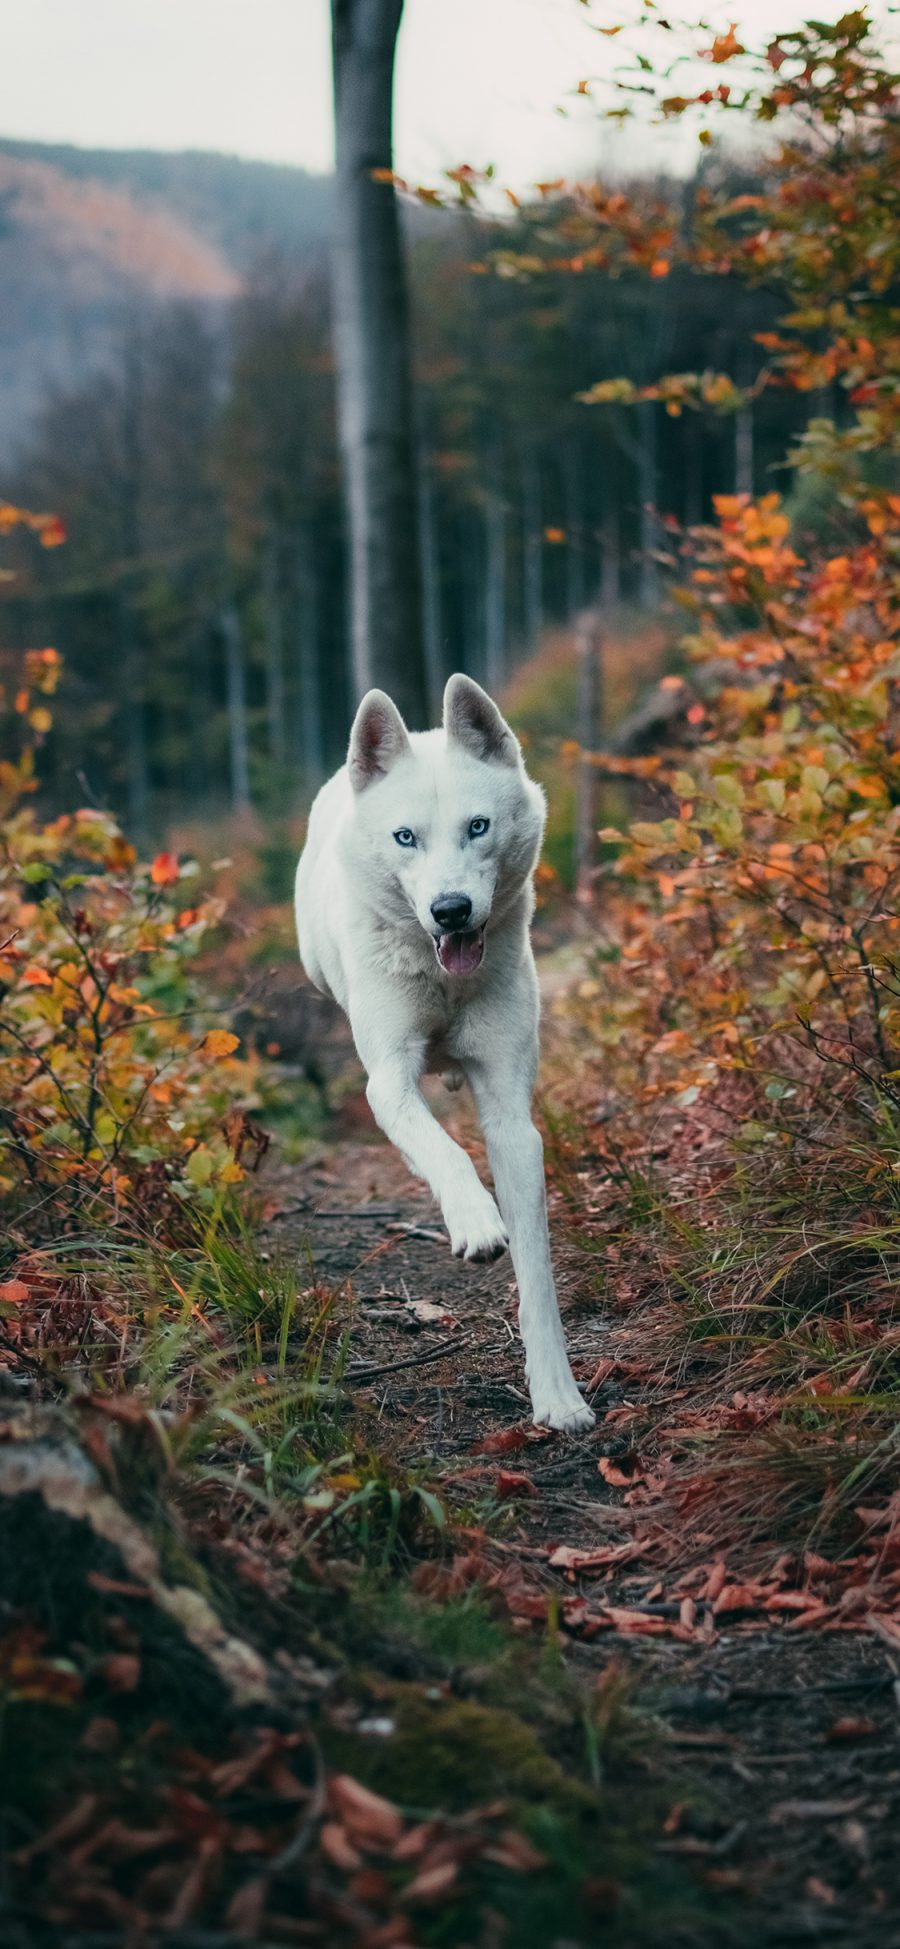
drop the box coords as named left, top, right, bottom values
left=394, top=828, right=416, bottom=848
left=468, top=817, right=490, bottom=839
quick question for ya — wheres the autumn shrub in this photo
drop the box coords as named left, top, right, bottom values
left=549, top=10, right=900, bottom=1533
left=0, top=541, right=258, bottom=1259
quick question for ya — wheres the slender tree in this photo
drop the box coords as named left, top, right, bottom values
left=330, top=0, right=429, bottom=725
left=220, top=602, right=252, bottom=811
left=118, top=324, right=151, bottom=844
left=262, top=530, right=288, bottom=769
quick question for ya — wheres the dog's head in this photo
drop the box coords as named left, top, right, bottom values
left=344, top=675, right=545, bottom=975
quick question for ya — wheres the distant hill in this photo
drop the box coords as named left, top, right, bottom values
left=0, top=140, right=334, bottom=462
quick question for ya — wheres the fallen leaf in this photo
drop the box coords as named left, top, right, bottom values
left=548, top=1542, right=640, bottom=1574
left=483, top=1826, right=546, bottom=1871
left=701, top=1561, right=727, bottom=1602
left=496, top=1470, right=538, bottom=1499
left=0, top=1279, right=29, bottom=1305
left=475, top=1426, right=529, bottom=1456
left=405, top=1298, right=456, bottom=1327
left=598, top=1456, right=642, bottom=1489
left=320, top=1820, right=362, bottom=1871
left=225, top=1875, right=269, bottom=1937
left=825, top=1716, right=877, bottom=1743
left=329, top=1774, right=404, bottom=1849
left=401, top=1857, right=459, bottom=1904
left=98, top=1653, right=140, bottom=1694
left=713, top=1583, right=763, bottom=1616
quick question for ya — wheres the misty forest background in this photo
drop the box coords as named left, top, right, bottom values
left=0, top=133, right=808, bottom=850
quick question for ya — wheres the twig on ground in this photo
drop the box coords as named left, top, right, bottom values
left=346, top=1331, right=476, bottom=1383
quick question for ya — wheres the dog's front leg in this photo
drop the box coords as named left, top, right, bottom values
left=353, top=1020, right=508, bottom=1263
left=469, top=1061, right=594, bottom=1434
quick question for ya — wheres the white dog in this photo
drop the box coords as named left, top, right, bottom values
left=294, top=675, right=594, bottom=1433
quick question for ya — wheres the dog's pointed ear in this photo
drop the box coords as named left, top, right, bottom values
left=348, top=689, right=411, bottom=792
left=443, top=674, right=519, bottom=768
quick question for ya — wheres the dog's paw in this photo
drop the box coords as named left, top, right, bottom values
left=445, top=1190, right=509, bottom=1264
left=531, top=1390, right=596, bottom=1436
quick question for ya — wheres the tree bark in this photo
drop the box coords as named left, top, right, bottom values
left=522, top=446, right=543, bottom=646
left=484, top=449, right=507, bottom=696
left=735, top=401, right=754, bottom=497
left=416, top=433, right=443, bottom=718
left=458, top=508, right=482, bottom=680
left=684, top=413, right=704, bottom=527
left=735, top=340, right=755, bottom=497
left=119, top=326, right=150, bottom=843
left=637, top=400, right=659, bottom=610
left=599, top=444, right=622, bottom=612
left=575, top=610, right=604, bottom=899
left=296, top=526, right=324, bottom=787
left=601, top=502, right=621, bottom=611
left=563, top=439, right=586, bottom=620
left=262, top=533, right=287, bottom=770
left=331, top=0, right=428, bottom=725
left=220, top=603, right=251, bottom=810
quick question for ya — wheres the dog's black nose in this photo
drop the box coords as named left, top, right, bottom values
left=431, top=893, right=472, bottom=932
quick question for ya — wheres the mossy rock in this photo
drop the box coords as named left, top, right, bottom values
left=327, top=1683, right=595, bottom=1817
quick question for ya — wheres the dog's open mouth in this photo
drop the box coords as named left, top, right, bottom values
left=436, top=927, right=485, bottom=976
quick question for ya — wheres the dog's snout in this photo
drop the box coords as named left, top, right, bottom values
left=430, top=893, right=473, bottom=932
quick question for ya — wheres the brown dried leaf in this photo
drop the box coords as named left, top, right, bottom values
left=329, top=1774, right=404, bottom=1849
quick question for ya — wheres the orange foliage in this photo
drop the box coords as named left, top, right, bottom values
left=0, top=528, right=255, bottom=1238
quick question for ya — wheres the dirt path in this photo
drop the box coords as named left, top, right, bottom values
left=267, top=1130, right=900, bottom=1947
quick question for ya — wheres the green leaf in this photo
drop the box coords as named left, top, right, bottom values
left=757, top=777, right=786, bottom=813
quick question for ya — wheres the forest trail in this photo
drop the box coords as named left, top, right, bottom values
left=267, top=1129, right=900, bottom=1946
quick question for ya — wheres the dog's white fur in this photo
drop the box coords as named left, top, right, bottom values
left=294, top=674, right=594, bottom=1433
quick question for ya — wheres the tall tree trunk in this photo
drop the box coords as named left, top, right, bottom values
left=220, top=603, right=251, bottom=810
left=120, top=596, right=150, bottom=845
left=484, top=450, right=507, bottom=696
left=262, top=533, right=287, bottom=770
left=458, top=509, right=482, bottom=679
left=601, top=501, right=621, bottom=611
left=563, top=440, right=586, bottom=620
left=416, top=434, right=443, bottom=718
left=522, top=447, right=543, bottom=646
left=637, top=401, right=659, bottom=610
left=575, top=610, right=604, bottom=900
left=331, top=0, right=428, bottom=725
left=119, top=326, right=150, bottom=842
left=684, top=413, right=704, bottom=527
left=735, top=401, right=754, bottom=496
left=296, top=526, right=324, bottom=787
left=599, top=444, right=622, bottom=612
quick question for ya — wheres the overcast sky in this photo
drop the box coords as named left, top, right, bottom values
left=0, top=0, right=892, bottom=188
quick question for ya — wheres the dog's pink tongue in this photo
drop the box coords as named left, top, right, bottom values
left=438, top=929, right=484, bottom=975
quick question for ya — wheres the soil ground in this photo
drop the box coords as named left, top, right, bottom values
left=266, top=1117, right=900, bottom=1949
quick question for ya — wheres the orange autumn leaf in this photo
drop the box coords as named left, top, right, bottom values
left=707, top=25, right=744, bottom=62
left=495, top=1469, right=538, bottom=1499
left=202, top=1030, right=240, bottom=1059
left=22, top=965, right=53, bottom=987
left=150, top=850, right=180, bottom=886
left=38, top=516, right=67, bottom=548
left=104, top=835, right=137, bottom=871
left=0, top=1279, right=29, bottom=1304
left=598, top=1456, right=641, bottom=1489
